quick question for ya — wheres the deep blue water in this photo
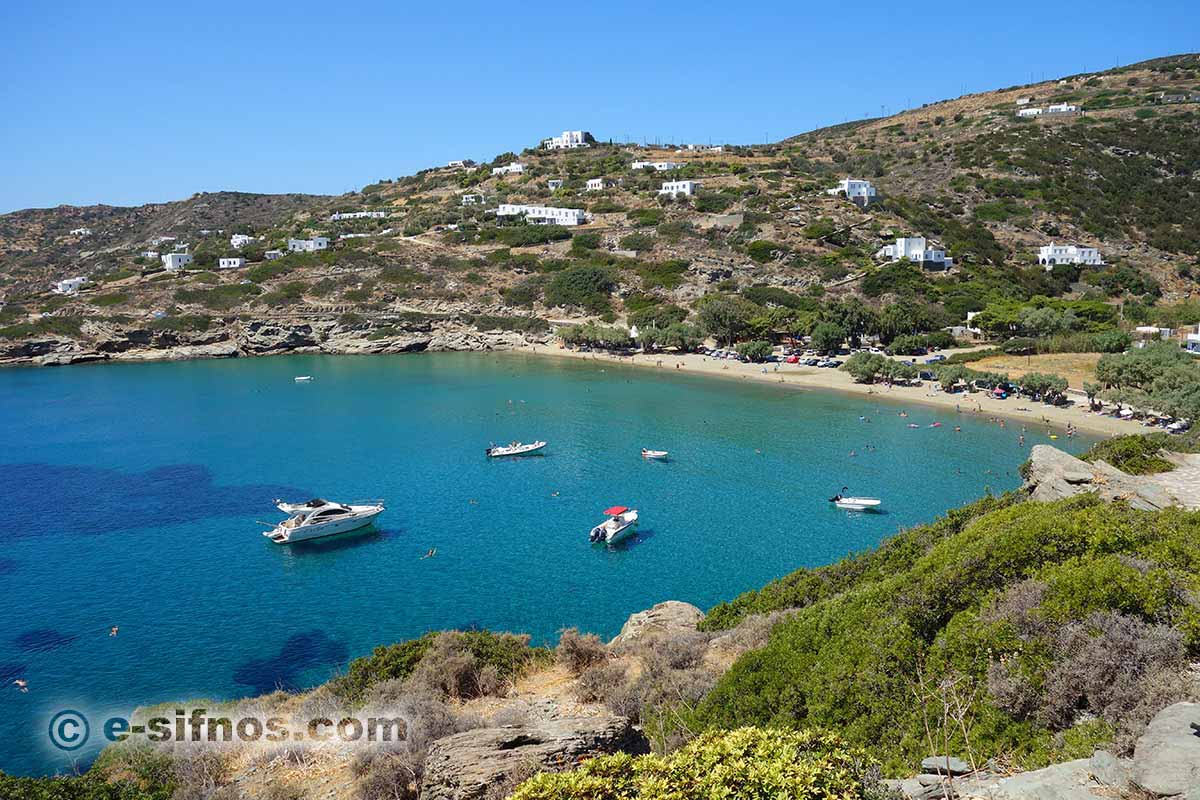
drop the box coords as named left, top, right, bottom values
left=0, top=352, right=1095, bottom=774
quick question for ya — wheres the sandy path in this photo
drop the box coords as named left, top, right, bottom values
left=514, top=345, right=1141, bottom=439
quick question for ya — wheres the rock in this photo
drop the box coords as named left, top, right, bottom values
left=1087, top=750, right=1130, bottom=790
left=420, top=714, right=647, bottom=800
left=238, top=321, right=322, bottom=354
left=985, top=758, right=1097, bottom=800
left=921, top=756, right=973, bottom=776
left=1131, top=701, right=1200, bottom=796
left=609, top=601, right=703, bottom=647
left=1022, top=445, right=1183, bottom=510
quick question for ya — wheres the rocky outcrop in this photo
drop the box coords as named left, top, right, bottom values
left=1022, top=444, right=1185, bottom=510
left=1131, top=701, right=1200, bottom=795
left=420, top=714, right=647, bottom=800
left=609, top=600, right=703, bottom=647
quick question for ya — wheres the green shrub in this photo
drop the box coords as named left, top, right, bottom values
left=544, top=265, right=616, bottom=313
left=90, top=292, right=128, bottom=307
left=627, top=208, right=664, bottom=227
left=1081, top=434, right=1178, bottom=475
left=635, top=260, right=689, bottom=290
left=497, top=224, right=571, bottom=247
left=173, top=283, right=262, bottom=311
left=736, top=340, right=773, bottom=362
left=619, top=233, right=654, bottom=251
left=746, top=240, right=789, bottom=263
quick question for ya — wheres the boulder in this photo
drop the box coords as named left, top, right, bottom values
left=1087, top=750, right=1129, bottom=791
left=920, top=755, right=973, bottom=776
left=609, top=601, right=703, bottom=647
left=1131, top=701, right=1200, bottom=796
left=983, top=758, right=1098, bottom=800
left=1022, top=445, right=1181, bottom=511
left=419, top=714, right=647, bottom=800
left=238, top=321, right=323, bottom=354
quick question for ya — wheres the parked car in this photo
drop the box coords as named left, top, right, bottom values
left=925, top=355, right=947, bottom=363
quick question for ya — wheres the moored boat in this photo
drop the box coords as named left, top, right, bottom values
left=294, top=376, right=313, bottom=383
left=589, top=505, right=639, bottom=544
left=641, top=448, right=669, bottom=460
left=828, top=487, right=882, bottom=512
left=263, top=499, right=385, bottom=544
left=486, top=440, right=547, bottom=458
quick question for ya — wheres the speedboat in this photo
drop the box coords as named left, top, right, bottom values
left=485, top=440, right=546, bottom=458
left=589, top=506, right=639, bottom=544
left=641, top=448, right=669, bottom=460
left=829, top=487, right=882, bottom=512
left=294, top=376, right=313, bottom=383
left=263, top=499, right=385, bottom=544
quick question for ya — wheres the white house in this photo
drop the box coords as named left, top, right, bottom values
left=1047, top=103, right=1079, bottom=114
left=1186, top=327, right=1200, bottom=355
left=631, top=160, right=684, bottom=171
left=264, top=249, right=284, bottom=260
left=461, top=193, right=484, bottom=206
left=329, top=211, right=388, bottom=221
left=586, top=178, right=617, bottom=191
left=69, top=227, right=92, bottom=236
left=162, top=253, right=194, bottom=271
left=149, top=235, right=176, bottom=246
left=680, top=144, right=724, bottom=153
left=1134, top=326, right=1172, bottom=348
left=496, top=204, right=586, bottom=226
left=1037, top=243, right=1103, bottom=268
left=230, top=234, right=258, bottom=249
left=1015, top=97, right=1033, bottom=106
left=141, top=250, right=160, bottom=259
left=447, top=159, right=475, bottom=169
left=875, top=237, right=952, bottom=270
left=827, top=178, right=876, bottom=207
left=547, top=179, right=564, bottom=190
left=52, top=277, right=86, bottom=295
left=543, top=130, right=593, bottom=150
left=491, top=162, right=526, bottom=176
left=288, top=237, right=330, bottom=253
left=659, top=180, right=702, bottom=197
left=1017, top=107, right=1043, bottom=118
left=965, top=311, right=984, bottom=336
left=218, top=257, right=246, bottom=270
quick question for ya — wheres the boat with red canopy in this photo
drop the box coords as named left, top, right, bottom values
left=589, top=505, right=639, bottom=544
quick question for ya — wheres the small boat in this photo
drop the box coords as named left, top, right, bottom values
left=589, top=506, right=639, bottom=544
left=641, top=448, right=669, bottom=460
left=263, top=499, right=385, bottom=544
left=485, top=440, right=547, bottom=458
left=294, top=376, right=313, bottom=383
left=829, top=487, right=882, bottom=512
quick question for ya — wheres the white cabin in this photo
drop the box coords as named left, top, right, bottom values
left=876, top=237, right=952, bottom=270
left=264, top=249, right=284, bottom=260
left=631, top=160, right=685, bottom=171
left=543, top=130, right=593, bottom=150
left=1186, top=329, right=1200, bottom=355
left=288, top=237, right=329, bottom=253
left=218, top=257, right=246, bottom=270
left=547, top=179, right=564, bottom=190
left=141, top=250, right=160, bottom=259
left=586, top=178, right=616, bottom=191
left=1017, top=107, right=1043, bottom=118
left=827, top=178, right=876, bottom=206
left=496, top=204, right=586, bottom=226
left=447, top=159, right=475, bottom=169
left=161, top=253, right=194, bottom=271
left=659, top=180, right=702, bottom=197
left=329, top=211, right=387, bottom=221
left=52, top=277, right=86, bottom=295
left=69, top=227, right=92, bottom=236
left=1047, top=103, right=1079, bottom=114
left=1038, top=243, right=1103, bottom=269
left=461, top=194, right=484, bottom=206
left=491, top=162, right=526, bottom=176
left=230, top=234, right=258, bottom=249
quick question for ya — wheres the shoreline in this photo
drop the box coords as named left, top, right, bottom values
left=513, top=344, right=1137, bottom=439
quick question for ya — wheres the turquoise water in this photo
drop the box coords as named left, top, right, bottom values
left=0, top=352, right=1095, bottom=774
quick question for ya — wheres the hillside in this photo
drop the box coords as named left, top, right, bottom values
left=1, top=54, right=1198, bottom=368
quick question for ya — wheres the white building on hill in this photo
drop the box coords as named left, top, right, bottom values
left=69, top=227, right=92, bottom=236
left=461, top=194, right=484, bottom=206
left=264, top=250, right=284, bottom=260
left=218, top=257, right=246, bottom=270
left=288, top=237, right=329, bottom=253
left=141, top=250, right=160, bottom=259
left=876, top=237, right=952, bottom=270
left=586, top=178, right=618, bottom=191
left=631, top=160, right=684, bottom=171
left=827, top=178, right=876, bottom=207
left=547, top=179, right=564, bottom=190
left=1017, top=107, right=1043, bottom=118
left=447, top=159, right=475, bottom=169
left=543, top=130, right=593, bottom=150
left=1037, top=243, right=1103, bottom=269
left=329, top=211, right=388, bottom=221
left=1047, top=103, right=1079, bottom=114
left=1186, top=327, right=1200, bottom=355
left=659, top=180, right=702, bottom=197
left=162, top=252, right=194, bottom=271
left=491, top=162, right=526, bottom=176
left=496, top=204, right=586, bottom=226
left=149, top=235, right=177, bottom=246
left=230, top=234, right=258, bottom=249
left=52, top=277, right=86, bottom=295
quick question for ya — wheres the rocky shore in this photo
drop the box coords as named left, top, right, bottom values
left=0, top=316, right=548, bottom=367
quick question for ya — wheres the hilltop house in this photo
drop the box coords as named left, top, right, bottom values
left=491, top=163, right=526, bottom=176
left=827, top=178, right=876, bottom=207
left=461, top=194, right=484, bottom=206
left=631, top=160, right=684, bottom=171
left=680, top=144, right=724, bottom=153
left=1047, top=103, right=1079, bottom=114
left=1017, top=107, right=1043, bottom=118
left=69, top=227, right=92, bottom=236
left=1186, top=327, right=1200, bottom=355
left=161, top=252, right=194, bottom=271
left=659, top=180, right=702, bottom=197
left=542, top=130, right=593, bottom=150
left=447, top=159, right=475, bottom=168
left=547, top=179, right=564, bottom=190
left=586, top=178, right=618, bottom=191
left=1016, top=97, right=1034, bottom=105
left=218, top=257, right=246, bottom=270
left=875, top=237, right=952, bottom=271
left=329, top=211, right=387, bottom=221
left=288, top=237, right=329, bottom=253
left=496, top=204, right=586, bottom=226
left=264, top=249, right=284, bottom=260
left=149, top=235, right=176, bottom=246
left=52, top=277, right=86, bottom=295
left=1038, top=243, right=1103, bottom=269
left=141, top=250, right=159, bottom=259
left=230, top=234, right=257, bottom=249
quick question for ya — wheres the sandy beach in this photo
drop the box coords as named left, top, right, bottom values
left=517, top=344, right=1141, bottom=439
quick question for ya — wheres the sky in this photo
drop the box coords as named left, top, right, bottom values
left=1, top=0, right=1197, bottom=214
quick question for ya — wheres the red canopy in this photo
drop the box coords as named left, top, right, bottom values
left=603, top=506, right=629, bottom=516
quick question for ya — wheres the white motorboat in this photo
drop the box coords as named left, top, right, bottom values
left=828, top=487, right=881, bottom=512
left=589, top=506, right=639, bottom=544
left=263, top=499, right=385, bottom=544
left=485, top=440, right=546, bottom=458
left=294, top=376, right=313, bottom=383
left=641, top=449, right=669, bottom=460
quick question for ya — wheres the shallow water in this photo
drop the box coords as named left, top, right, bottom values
left=0, top=352, right=1094, bottom=774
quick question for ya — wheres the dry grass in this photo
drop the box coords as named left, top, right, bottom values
left=971, top=352, right=1102, bottom=389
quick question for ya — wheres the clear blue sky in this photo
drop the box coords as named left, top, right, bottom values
left=1, top=0, right=1196, bottom=214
